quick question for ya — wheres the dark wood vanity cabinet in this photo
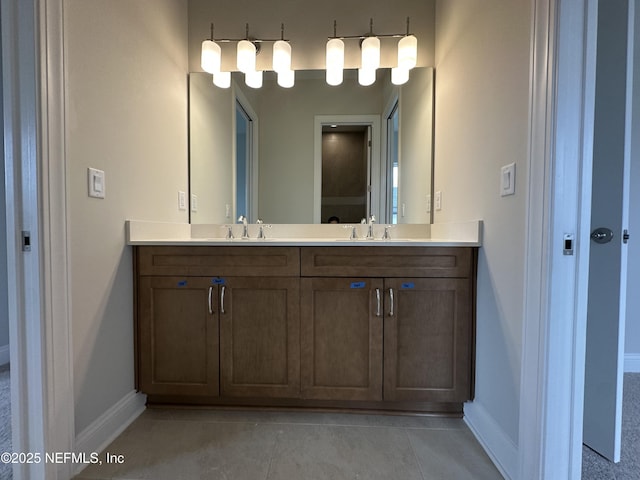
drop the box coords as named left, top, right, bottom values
left=134, top=245, right=476, bottom=412
left=219, top=276, right=300, bottom=398
left=135, top=246, right=300, bottom=401
left=300, top=247, right=475, bottom=404
left=137, top=276, right=219, bottom=397
left=300, top=277, right=384, bottom=401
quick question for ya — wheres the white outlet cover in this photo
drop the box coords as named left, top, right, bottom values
left=501, top=163, right=516, bottom=196
left=191, top=194, right=198, bottom=212
left=88, top=168, right=105, bottom=199
left=435, top=191, right=442, bottom=211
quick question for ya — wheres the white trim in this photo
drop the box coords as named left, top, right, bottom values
left=233, top=84, right=259, bottom=223
left=464, top=401, right=518, bottom=480
left=40, top=0, right=76, bottom=478
left=519, top=0, right=597, bottom=478
left=74, top=391, right=146, bottom=476
left=624, top=354, right=640, bottom=372
left=2, top=0, right=49, bottom=478
left=313, top=114, right=381, bottom=223
left=0, top=345, right=9, bottom=366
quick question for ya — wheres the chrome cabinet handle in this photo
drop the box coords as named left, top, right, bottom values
left=220, top=285, right=226, bottom=314
left=389, top=288, right=394, bottom=317
left=375, top=288, right=381, bottom=317
left=208, top=286, right=214, bottom=314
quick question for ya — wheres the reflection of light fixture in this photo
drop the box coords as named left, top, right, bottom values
left=277, top=69, right=295, bottom=88
left=213, top=71, right=231, bottom=88
left=245, top=70, right=263, bottom=89
left=201, top=25, right=221, bottom=73
left=326, top=17, right=418, bottom=86
left=358, top=67, right=376, bottom=86
left=391, top=67, right=409, bottom=85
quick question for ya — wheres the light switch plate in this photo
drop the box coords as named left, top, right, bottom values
left=88, top=168, right=105, bottom=199
left=178, top=191, right=187, bottom=210
left=191, top=194, right=198, bottom=212
left=435, top=191, right=442, bottom=211
left=501, top=163, right=516, bottom=196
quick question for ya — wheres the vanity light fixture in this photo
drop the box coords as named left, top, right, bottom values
left=361, top=19, right=380, bottom=71
left=325, top=26, right=345, bottom=86
left=326, top=17, right=418, bottom=87
left=202, top=23, right=295, bottom=89
left=201, top=24, right=221, bottom=74
left=272, top=24, right=292, bottom=73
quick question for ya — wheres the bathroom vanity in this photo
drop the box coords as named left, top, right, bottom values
left=129, top=221, right=481, bottom=415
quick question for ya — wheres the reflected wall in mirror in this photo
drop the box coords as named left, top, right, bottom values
left=189, top=67, right=434, bottom=224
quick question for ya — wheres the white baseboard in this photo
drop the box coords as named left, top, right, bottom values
left=0, top=344, right=9, bottom=366
left=464, top=401, right=518, bottom=480
left=625, top=353, right=640, bottom=372
left=74, top=390, right=146, bottom=475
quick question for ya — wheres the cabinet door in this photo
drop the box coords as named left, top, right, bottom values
left=301, top=278, right=384, bottom=401
left=219, top=277, right=300, bottom=398
left=138, top=277, right=219, bottom=397
left=384, top=278, right=472, bottom=402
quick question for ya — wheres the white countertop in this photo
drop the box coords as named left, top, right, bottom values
left=125, top=220, right=482, bottom=247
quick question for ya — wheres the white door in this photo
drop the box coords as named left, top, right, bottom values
left=583, top=0, right=633, bottom=463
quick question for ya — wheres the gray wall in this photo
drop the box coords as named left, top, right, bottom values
left=65, top=0, right=189, bottom=435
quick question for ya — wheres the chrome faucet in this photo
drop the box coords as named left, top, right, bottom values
left=256, top=219, right=271, bottom=239
left=366, top=215, right=376, bottom=239
left=237, top=215, right=249, bottom=239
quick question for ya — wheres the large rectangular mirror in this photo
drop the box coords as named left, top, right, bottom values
left=189, top=67, right=433, bottom=224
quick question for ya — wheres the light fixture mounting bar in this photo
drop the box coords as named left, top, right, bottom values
left=204, top=22, right=290, bottom=43
left=328, top=17, right=413, bottom=40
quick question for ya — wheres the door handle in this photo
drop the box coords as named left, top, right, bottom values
left=208, top=286, right=214, bottom=314
left=375, top=288, right=381, bottom=317
left=220, top=285, right=226, bottom=314
left=591, top=227, right=614, bottom=244
left=388, top=288, right=394, bottom=317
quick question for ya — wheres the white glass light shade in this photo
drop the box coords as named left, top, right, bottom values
left=391, top=67, right=409, bottom=85
left=326, top=67, right=343, bottom=86
left=273, top=40, right=292, bottom=73
left=325, top=38, right=344, bottom=85
left=361, top=36, right=380, bottom=70
left=277, top=69, right=295, bottom=88
left=358, top=67, right=376, bottom=86
left=237, top=40, right=256, bottom=73
left=201, top=40, right=221, bottom=73
left=398, top=35, right=417, bottom=70
left=213, top=71, right=231, bottom=89
left=245, top=70, right=263, bottom=89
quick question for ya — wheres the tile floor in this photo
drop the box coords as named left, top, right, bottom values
left=74, top=409, right=503, bottom=480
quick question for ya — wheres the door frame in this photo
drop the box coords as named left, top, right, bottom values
left=518, top=0, right=597, bottom=478
left=232, top=85, right=259, bottom=223
left=2, top=0, right=75, bottom=478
